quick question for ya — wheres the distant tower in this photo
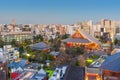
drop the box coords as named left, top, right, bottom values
left=11, top=19, right=16, bottom=25
left=11, top=19, right=16, bottom=31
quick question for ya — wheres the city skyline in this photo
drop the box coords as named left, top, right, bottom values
left=0, top=0, right=120, bottom=24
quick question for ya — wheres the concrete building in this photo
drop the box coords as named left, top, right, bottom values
left=101, top=19, right=118, bottom=41
left=0, top=24, right=33, bottom=44
left=4, top=45, right=19, bottom=62
left=101, top=52, right=120, bottom=80
left=85, top=68, right=102, bottom=80
left=0, top=31, right=33, bottom=43
left=0, top=48, right=8, bottom=80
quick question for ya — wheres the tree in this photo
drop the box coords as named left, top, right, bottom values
left=24, top=39, right=31, bottom=46
left=11, top=39, right=17, bottom=47
left=114, top=38, right=118, bottom=45
left=95, top=36, right=99, bottom=38
left=25, top=46, right=32, bottom=53
left=34, top=51, right=46, bottom=63
left=21, top=54, right=29, bottom=59
left=76, top=46, right=85, bottom=55
left=75, top=61, right=80, bottom=66
left=66, top=45, right=85, bottom=56
left=77, top=55, right=86, bottom=67
left=8, top=67, right=11, bottom=80
left=46, top=54, right=54, bottom=61
left=19, top=46, right=24, bottom=57
left=99, top=36, right=104, bottom=43
left=0, top=39, right=4, bottom=48
left=34, top=35, right=43, bottom=43
left=62, top=34, right=69, bottom=39
left=53, top=38, right=61, bottom=51
left=48, top=38, right=54, bottom=46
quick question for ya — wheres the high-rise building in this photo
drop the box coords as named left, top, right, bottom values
left=101, top=19, right=116, bottom=41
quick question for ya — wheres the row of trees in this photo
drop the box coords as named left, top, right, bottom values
left=22, top=50, right=54, bottom=63
left=96, top=36, right=108, bottom=43
left=33, top=35, right=43, bottom=43
left=48, top=33, right=69, bottom=51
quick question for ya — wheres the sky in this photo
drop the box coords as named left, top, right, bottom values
left=0, top=0, right=120, bottom=24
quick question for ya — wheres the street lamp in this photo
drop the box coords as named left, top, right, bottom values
left=0, top=67, right=3, bottom=70
left=26, top=53, right=30, bottom=57
left=26, top=53, right=30, bottom=59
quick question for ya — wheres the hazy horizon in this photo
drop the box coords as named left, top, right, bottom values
left=0, top=0, right=120, bottom=24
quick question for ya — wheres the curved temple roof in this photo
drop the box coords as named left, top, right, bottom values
left=62, top=30, right=101, bottom=45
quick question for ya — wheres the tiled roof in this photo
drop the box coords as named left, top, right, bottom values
left=101, top=52, right=120, bottom=72
left=63, top=65, right=85, bottom=80
left=62, top=38, right=90, bottom=43
left=62, top=30, right=101, bottom=44
left=81, top=30, right=101, bottom=44
left=30, top=42, right=50, bottom=50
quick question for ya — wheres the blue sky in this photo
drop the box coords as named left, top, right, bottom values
left=0, top=0, right=120, bottom=24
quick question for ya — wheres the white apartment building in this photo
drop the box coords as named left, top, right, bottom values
left=4, top=45, right=19, bottom=62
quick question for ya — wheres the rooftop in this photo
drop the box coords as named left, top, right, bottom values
left=62, top=38, right=90, bottom=43
left=63, top=65, right=85, bottom=80
left=80, top=30, right=101, bottom=44
left=30, top=42, right=50, bottom=50
left=86, top=68, right=101, bottom=74
left=101, top=52, right=120, bottom=72
left=1, top=31, right=32, bottom=35
left=62, top=30, right=100, bottom=44
left=20, top=71, right=36, bottom=80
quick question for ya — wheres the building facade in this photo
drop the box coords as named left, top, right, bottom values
left=0, top=48, right=8, bottom=80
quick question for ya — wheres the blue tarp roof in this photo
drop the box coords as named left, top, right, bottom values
left=30, top=42, right=50, bottom=50
left=8, top=59, right=27, bottom=69
left=101, top=52, right=120, bottom=72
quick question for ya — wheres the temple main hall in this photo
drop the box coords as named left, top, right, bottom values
left=62, top=30, right=100, bottom=49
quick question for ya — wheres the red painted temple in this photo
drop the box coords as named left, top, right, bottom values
left=62, top=30, right=99, bottom=49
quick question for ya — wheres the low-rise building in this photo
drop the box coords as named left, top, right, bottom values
left=1, top=31, right=33, bottom=43
left=32, top=68, right=48, bottom=80
left=49, top=66, right=68, bottom=80
left=101, top=52, right=120, bottom=80
left=85, top=68, right=102, bottom=80
left=4, top=45, right=19, bottom=62
left=63, top=65, right=85, bottom=80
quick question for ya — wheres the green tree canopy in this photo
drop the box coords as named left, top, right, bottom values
left=62, top=34, right=69, bottom=39
left=0, top=39, right=4, bottom=48
left=114, top=38, right=118, bottom=45
left=11, top=39, right=17, bottom=47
